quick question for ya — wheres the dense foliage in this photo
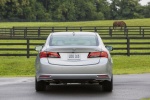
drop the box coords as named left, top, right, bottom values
left=0, top=0, right=149, bottom=22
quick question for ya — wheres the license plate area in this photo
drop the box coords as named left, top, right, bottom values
left=68, top=53, right=81, bottom=60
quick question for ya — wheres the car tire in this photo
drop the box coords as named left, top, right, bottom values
left=102, top=77, right=113, bottom=92
left=35, top=78, right=46, bottom=91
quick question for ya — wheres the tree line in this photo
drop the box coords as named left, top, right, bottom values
left=0, top=0, right=150, bottom=22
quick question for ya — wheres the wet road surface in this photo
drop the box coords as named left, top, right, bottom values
left=0, top=74, right=150, bottom=100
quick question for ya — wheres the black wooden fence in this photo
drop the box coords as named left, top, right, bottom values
left=0, top=37, right=150, bottom=58
left=0, top=26, right=150, bottom=38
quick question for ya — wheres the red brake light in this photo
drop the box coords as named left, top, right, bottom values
left=47, top=52, right=60, bottom=58
left=40, top=52, right=60, bottom=58
left=88, top=52, right=101, bottom=58
left=40, top=52, right=47, bottom=58
left=100, top=51, right=108, bottom=58
left=88, top=51, right=108, bottom=58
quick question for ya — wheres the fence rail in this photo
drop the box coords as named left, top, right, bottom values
left=0, top=37, right=150, bottom=58
left=0, top=26, right=150, bottom=38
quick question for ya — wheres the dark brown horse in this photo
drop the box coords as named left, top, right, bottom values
left=113, top=21, right=126, bottom=30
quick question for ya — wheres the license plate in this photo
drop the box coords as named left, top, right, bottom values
left=68, top=53, right=80, bottom=60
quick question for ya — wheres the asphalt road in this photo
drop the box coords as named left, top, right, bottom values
left=0, top=74, right=150, bottom=100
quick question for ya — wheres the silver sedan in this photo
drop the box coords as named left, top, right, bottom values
left=35, top=32, right=113, bottom=92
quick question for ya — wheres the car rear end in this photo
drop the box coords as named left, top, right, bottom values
left=36, top=32, right=112, bottom=82
left=35, top=32, right=113, bottom=91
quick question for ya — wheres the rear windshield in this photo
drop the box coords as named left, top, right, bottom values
left=49, top=35, right=98, bottom=46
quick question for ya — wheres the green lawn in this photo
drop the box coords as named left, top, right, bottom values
left=0, top=56, right=150, bottom=76
left=142, top=99, right=150, bottom=100
left=0, top=57, right=35, bottom=76
left=0, top=18, right=150, bottom=28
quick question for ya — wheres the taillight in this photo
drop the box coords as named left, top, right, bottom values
left=40, top=52, right=47, bottom=58
left=88, top=51, right=108, bottom=58
left=100, top=51, right=108, bottom=58
left=40, top=52, right=60, bottom=58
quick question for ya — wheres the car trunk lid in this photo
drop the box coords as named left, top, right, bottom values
left=46, top=46, right=101, bottom=66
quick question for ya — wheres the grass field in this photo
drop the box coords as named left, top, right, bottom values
left=0, top=56, right=150, bottom=76
left=0, top=18, right=150, bottom=28
left=142, top=99, right=150, bottom=100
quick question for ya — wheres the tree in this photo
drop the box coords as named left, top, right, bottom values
left=142, top=2, right=150, bottom=18
left=74, top=0, right=99, bottom=20
left=52, top=0, right=76, bottom=21
left=119, top=0, right=143, bottom=19
left=0, top=0, right=10, bottom=20
left=110, top=0, right=120, bottom=19
left=95, top=0, right=110, bottom=19
left=0, top=0, right=149, bottom=21
left=110, top=0, right=143, bottom=19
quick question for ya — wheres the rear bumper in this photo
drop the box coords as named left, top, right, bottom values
left=36, top=74, right=112, bottom=82
left=36, top=58, right=112, bottom=82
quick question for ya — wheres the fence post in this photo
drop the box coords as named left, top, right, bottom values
left=52, top=27, right=54, bottom=32
left=66, top=27, right=68, bottom=32
left=80, top=27, right=82, bottom=31
left=125, top=29, right=128, bottom=37
left=25, top=27, right=27, bottom=37
left=124, top=27, right=126, bottom=35
left=12, top=27, right=15, bottom=36
left=10, top=29, right=13, bottom=38
left=142, top=29, right=144, bottom=37
left=94, top=27, right=97, bottom=32
left=24, top=29, right=26, bottom=38
left=109, top=29, right=112, bottom=37
left=139, top=26, right=141, bottom=34
left=109, top=26, right=111, bottom=30
left=26, top=27, right=28, bottom=37
left=38, top=27, right=40, bottom=37
left=127, top=37, right=130, bottom=56
left=27, top=39, right=30, bottom=58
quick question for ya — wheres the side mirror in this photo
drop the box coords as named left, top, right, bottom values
left=105, top=46, right=113, bottom=51
left=35, top=45, right=43, bottom=52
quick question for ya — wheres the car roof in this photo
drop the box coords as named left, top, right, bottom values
left=51, top=32, right=97, bottom=36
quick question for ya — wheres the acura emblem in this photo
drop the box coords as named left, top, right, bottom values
left=72, top=48, right=76, bottom=53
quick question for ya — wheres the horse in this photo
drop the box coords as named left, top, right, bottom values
left=113, top=21, right=126, bottom=30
